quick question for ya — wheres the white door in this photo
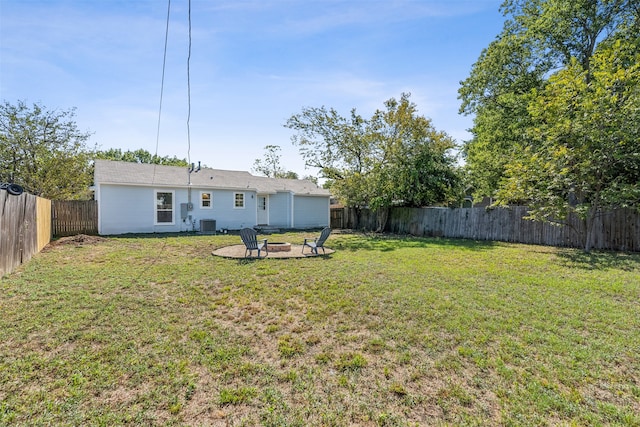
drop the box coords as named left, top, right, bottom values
left=257, top=195, right=268, bottom=225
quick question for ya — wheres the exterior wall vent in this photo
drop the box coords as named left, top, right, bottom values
left=200, top=219, right=216, bottom=234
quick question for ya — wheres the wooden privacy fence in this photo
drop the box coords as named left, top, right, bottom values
left=332, top=206, right=640, bottom=252
left=52, top=200, right=98, bottom=237
left=0, top=190, right=51, bottom=277
left=330, top=208, right=345, bottom=229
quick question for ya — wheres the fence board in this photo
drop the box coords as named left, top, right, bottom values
left=0, top=190, right=19, bottom=276
left=330, top=208, right=345, bottom=229
left=21, top=194, right=37, bottom=266
left=37, top=197, right=52, bottom=251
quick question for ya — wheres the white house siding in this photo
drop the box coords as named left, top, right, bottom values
left=266, top=192, right=292, bottom=228
left=98, top=184, right=258, bottom=235
left=98, top=184, right=180, bottom=234
left=199, top=189, right=257, bottom=231
left=292, top=195, right=329, bottom=228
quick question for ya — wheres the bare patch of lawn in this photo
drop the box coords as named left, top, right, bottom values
left=1, top=232, right=639, bottom=425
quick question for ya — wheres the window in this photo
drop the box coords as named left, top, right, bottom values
left=155, top=190, right=174, bottom=224
left=234, top=192, right=245, bottom=209
left=201, top=192, right=212, bottom=209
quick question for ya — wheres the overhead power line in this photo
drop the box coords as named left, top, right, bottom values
left=152, top=0, right=172, bottom=185
left=186, top=0, right=192, bottom=168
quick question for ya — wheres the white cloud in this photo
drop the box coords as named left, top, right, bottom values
left=1, top=0, right=503, bottom=175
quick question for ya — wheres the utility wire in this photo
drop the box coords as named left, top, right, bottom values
left=186, top=0, right=192, bottom=169
left=153, top=0, right=172, bottom=185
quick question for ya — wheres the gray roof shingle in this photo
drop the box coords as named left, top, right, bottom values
left=94, top=160, right=330, bottom=196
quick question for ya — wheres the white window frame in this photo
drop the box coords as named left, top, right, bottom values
left=234, top=192, right=245, bottom=209
left=200, top=191, right=212, bottom=209
left=154, top=190, right=175, bottom=225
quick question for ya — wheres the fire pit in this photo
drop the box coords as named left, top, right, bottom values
left=267, top=242, right=291, bottom=252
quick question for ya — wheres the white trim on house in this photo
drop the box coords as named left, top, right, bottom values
left=200, top=191, right=212, bottom=209
left=234, top=192, right=245, bottom=209
left=291, top=192, right=295, bottom=228
left=257, top=194, right=269, bottom=225
left=96, top=184, right=102, bottom=234
left=154, top=189, right=175, bottom=225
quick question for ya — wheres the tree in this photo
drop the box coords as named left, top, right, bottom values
left=459, top=0, right=639, bottom=251
left=459, top=0, right=637, bottom=201
left=302, top=175, right=319, bottom=185
left=286, top=93, right=461, bottom=230
left=252, top=145, right=299, bottom=179
left=95, top=148, right=188, bottom=166
left=0, top=100, right=95, bottom=199
left=286, top=106, right=372, bottom=212
left=368, top=95, right=460, bottom=211
left=498, top=34, right=640, bottom=251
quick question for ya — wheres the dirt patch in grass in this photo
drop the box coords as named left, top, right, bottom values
left=181, top=366, right=229, bottom=424
left=49, top=234, right=108, bottom=247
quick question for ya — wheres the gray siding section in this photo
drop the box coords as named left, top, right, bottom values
left=99, top=185, right=161, bottom=234
left=203, top=189, right=257, bottom=231
left=98, top=185, right=257, bottom=235
left=293, top=196, right=329, bottom=228
left=267, top=192, right=292, bottom=228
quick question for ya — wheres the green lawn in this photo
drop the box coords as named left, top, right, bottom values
left=1, top=232, right=639, bottom=426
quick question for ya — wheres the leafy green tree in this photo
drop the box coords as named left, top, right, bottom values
left=368, top=95, right=460, bottom=211
left=498, top=35, right=640, bottom=251
left=286, top=93, right=461, bottom=230
left=281, top=171, right=300, bottom=179
left=459, top=0, right=637, bottom=200
left=0, top=100, right=95, bottom=199
left=286, top=105, right=374, bottom=226
left=252, top=145, right=299, bottom=179
left=95, top=148, right=188, bottom=166
left=459, top=0, right=639, bottom=250
left=302, top=175, right=319, bottom=185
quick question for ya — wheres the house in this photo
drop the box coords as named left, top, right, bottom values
left=93, top=160, right=331, bottom=235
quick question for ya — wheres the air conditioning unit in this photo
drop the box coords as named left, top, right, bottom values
left=200, top=219, right=216, bottom=234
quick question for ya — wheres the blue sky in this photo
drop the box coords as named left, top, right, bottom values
left=1, top=0, right=505, bottom=177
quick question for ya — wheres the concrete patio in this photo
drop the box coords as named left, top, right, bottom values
left=212, top=244, right=334, bottom=259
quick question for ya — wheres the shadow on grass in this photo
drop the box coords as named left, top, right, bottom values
left=331, top=232, right=498, bottom=252
left=234, top=254, right=333, bottom=265
left=105, top=231, right=204, bottom=239
left=99, top=230, right=499, bottom=256
left=555, top=248, right=640, bottom=271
